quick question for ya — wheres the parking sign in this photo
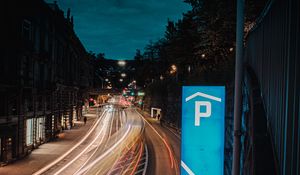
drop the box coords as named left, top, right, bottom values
left=181, top=86, right=225, bottom=175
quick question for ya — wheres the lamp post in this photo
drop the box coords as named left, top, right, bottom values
left=232, top=0, right=244, bottom=175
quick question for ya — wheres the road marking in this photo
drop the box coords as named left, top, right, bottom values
left=130, top=142, right=143, bottom=175
left=181, top=161, right=195, bottom=175
left=142, top=143, right=148, bottom=175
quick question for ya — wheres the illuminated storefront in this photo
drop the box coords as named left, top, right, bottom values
left=26, top=117, right=46, bottom=147
left=26, top=119, right=33, bottom=146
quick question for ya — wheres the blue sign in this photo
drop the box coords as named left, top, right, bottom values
left=181, top=86, right=225, bottom=175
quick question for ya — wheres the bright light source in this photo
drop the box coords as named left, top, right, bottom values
left=170, top=64, right=177, bottom=74
left=138, top=92, right=145, bottom=96
left=160, top=75, right=164, bottom=80
left=201, top=54, right=206, bottom=58
left=188, top=65, right=191, bottom=73
left=133, top=80, right=136, bottom=83
left=121, top=73, right=126, bottom=77
left=119, top=79, right=123, bottom=82
left=105, top=78, right=109, bottom=82
left=229, top=47, right=234, bottom=52
left=118, top=60, right=126, bottom=66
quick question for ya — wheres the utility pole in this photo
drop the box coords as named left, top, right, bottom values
left=232, top=0, right=244, bottom=175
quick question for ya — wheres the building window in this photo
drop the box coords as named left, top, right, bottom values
left=36, top=117, right=45, bottom=143
left=22, top=19, right=32, bottom=41
left=26, top=119, right=33, bottom=146
left=25, top=97, right=33, bottom=112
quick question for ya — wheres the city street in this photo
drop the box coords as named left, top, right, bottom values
left=140, top=112, right=181, bottom=175
left=1, top=0, right=298, bottom=174
left=0, top=97, right=182, bottom=175
left=32, top=99, right=146, bottom=175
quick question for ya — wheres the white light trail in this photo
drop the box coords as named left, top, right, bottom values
left=75, top=125, right=132, bottom=175
left=33, top=110, right=107, bottom=175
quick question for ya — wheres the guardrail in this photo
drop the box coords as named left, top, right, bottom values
left=244, top=0, right=299, bottom=174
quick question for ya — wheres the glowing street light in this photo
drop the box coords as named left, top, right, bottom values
left=118, top=60, right=126, bottom=66
left=121, top=73, right=126, bottom=77
left=230, top=47, right=234, bottom=52
left=170, top=64, right=177, bottom=74
left=160, top=75, right=164, bottom=80
left=119, top=79, right=123, bottom=82
left=105, top=78, right=109, bottom=82
left=201, top=54, right=206, bottom=58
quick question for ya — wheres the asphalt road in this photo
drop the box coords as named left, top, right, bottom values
left=34, top=96, right=181, bottom=175
left=34, top=100, right=146, bottom=175
left=136, top=110, right=181, bottom=175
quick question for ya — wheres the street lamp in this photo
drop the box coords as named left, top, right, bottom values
left=118, top=60, right=126, bottom=66
left=201, top=54, right=206, bottom=58
left=160, top=75, right=164, bottom=80
left=121, top=73, right=126, bottom=77
left=170, top=64, right=177, bottom=74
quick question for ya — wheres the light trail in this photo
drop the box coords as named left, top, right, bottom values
left=53, top=110, right=112, bottom=175
left=130, top=142, right=144, bottom=175
left=76, top=125, right=132, bottom=175
left=163, top=138, right=174, bottom=168
left=142, top=143, right=149, bottom=175
left=33, top=109, right=107, bottom=175
left=136, top=109, right=179, bottom=175
left=72, top=110, right=115, bottom=175
left=35, top=103, right=146, bottom=175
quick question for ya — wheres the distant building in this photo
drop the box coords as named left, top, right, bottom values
left=0, top=0, right=93, bottom=163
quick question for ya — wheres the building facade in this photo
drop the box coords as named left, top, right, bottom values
left=0, top=0, right=93, bottom=164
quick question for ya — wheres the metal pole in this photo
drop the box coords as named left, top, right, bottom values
left=232, top=0, right=244, bottom=175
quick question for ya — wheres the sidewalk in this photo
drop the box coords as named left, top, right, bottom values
left=0, top=112, right=98, bottom=175
left=136, top=108, right=181, bottom=135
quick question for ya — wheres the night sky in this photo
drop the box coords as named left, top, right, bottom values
left=46, top=0, right=191, bottom=60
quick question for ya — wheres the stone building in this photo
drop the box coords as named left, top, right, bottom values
left=0, top=0, right=93, bottom=163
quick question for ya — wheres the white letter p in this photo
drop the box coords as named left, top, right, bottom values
left=195, top=101, right=211, bottom=126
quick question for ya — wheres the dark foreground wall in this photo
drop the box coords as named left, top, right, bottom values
left=245, top=0, right=299, bottom=174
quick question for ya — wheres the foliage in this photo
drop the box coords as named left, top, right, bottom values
left=139, top=0, right=268, bottom=124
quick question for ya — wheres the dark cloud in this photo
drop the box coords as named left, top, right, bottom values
left=46, top=0, right=190, bottom=59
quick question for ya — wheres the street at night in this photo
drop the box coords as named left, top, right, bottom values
left=0, top=0, right=299, bottom=175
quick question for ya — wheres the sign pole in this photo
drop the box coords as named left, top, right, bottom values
left=232, top=0, right=244, bottom=175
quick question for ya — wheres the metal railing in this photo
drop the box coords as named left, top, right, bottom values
left=244, top=0, right=299, bottom=174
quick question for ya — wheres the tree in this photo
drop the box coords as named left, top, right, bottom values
left=96, top=53, right=105, bottom=60
left=134, top=49, right=143, bottom=61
